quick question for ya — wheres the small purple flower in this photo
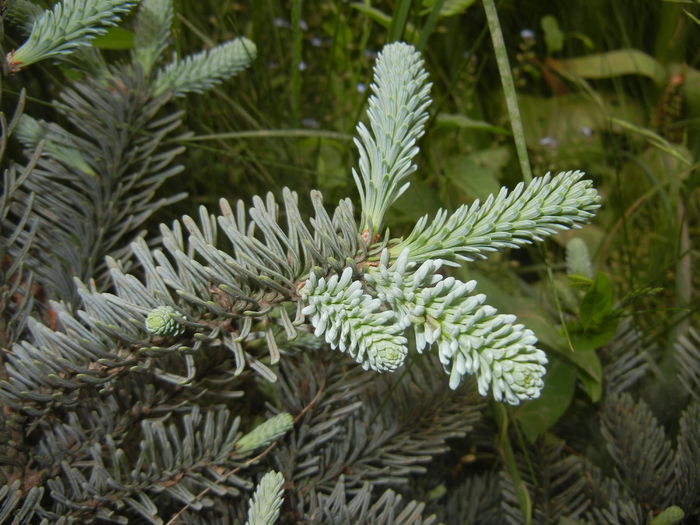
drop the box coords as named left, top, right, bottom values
left=520, top=28, right=535, bottom=40
left=580, top=126, right=593, bottom=137
left=539, top=136, right=558, bottom=148
left=299, top=19, right=308, bottom=31
left=356, top=82, right=367, bottom=94
left=310, top=36, right=323, bottom=47
left=273, top=17, right=290, bottom=28
left=298, top=61, right=307, bottom=71
left=301, top=118, right=319, bottom=128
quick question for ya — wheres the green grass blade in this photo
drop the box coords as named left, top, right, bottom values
left=290, top=0, right=304, bottom=127
left=417, top=0, right=446, bottom=50
left=389, top=0, right=413, bottom=41
left=482, top=0, right=532, bottom=183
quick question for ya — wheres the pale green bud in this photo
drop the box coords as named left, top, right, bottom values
left=145, top=305, right=184, bottom=336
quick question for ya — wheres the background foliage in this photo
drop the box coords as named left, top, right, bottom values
left=1, top=0, right=699, bottom=523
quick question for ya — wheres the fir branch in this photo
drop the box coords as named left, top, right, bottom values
left=132, top=0, right=173, bottom=74
left=600, top=394, right=675, bottom=508
left=437, top=472, right=505, bottom=525
left=4, top=0, right=43, bottom=34
left=0, top=187, right=359, bottom=406
left=16, top=69, right=189, bottom=305
left=1, top=94, right=41, bottom=349
left=153, top=37, right=257, bottom=97
left=36, top=405, right=251, bottom=523
left=391, top=170, right=601, bottom=266
left=500, top=440, right=590, bottom=524
left=245, top=471, right=285, bottom=525
left=581, top=465, right=649, bottom=525
left=8, top=0, right=137, bottom=71
left=297, top=477, right=439, bottom=524
left=674, top=402, right=700, bottom=519
left=675, top=328, right=700, bottom=402
left=602, top=320, right=651, bottom=396
left=0, top=481, right=44, bottom=523
left=274, top=354, right=481, bottom=497
left=15, top=114, right=96, bottom=175
left=300, top=267, right=408, bottom=373
left=367, top=249, right=547, bottom=404
left=352, top=41, right=432, bottom=232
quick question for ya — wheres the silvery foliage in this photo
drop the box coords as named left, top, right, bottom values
left=7, top=0, right=137, bottom=71
left=2, top=40, right=598, bottom=416
left=245, top=471, right=285, bottom=525
left=301, top=42, right=600, bottom=405
left=152, top=37, right=257, bottom=97
left=7, top=0, right=257, bottom=308
left=300, top=268, right=408, bottom=373
left=367, top=249, right=546, bottom=405
left=352, top=42, right=431, bottom=233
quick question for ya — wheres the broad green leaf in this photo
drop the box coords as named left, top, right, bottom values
left=387, top=178, right=442, bottom=226
left=541, top=15, right=564, bottom=54
left=468, top=146, right=511, bottom=173
left=516, top=357, right=577, bottom=442
left=549, top=49, right=667, bottom=85
left=578, top=356, right=603, bottom=402
left=434, top=113, right=510, bottom=135
left=579, top=272, right=613, bottom=330
left=314, top=140, right=348, bottom=193
left=572, top=325, right=619, bottom=356
left=92, top=27, right=134, bottom=50
left=446, top=153, right=502, bottom=200
left=556, top=345, right=603, bottom=384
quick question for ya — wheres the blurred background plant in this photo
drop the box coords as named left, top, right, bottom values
left=2, top=0, right=699, bottom=523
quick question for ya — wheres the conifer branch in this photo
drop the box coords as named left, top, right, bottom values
left=153, top=37, right=257, bottom=97
left=300, top=268, right=408, bottom=373
left=352, top=41, right=432, bottom=232
left=601, top=394, right=675, bottom=507
left=245, top=471, right=285, bottom=525
left=132, top=0, right=173, bottom=74
left=8, top=0, right=137, bottom=71
left=367, top=249, right=547, bottom=404
left=5, top=0, right=43, bottom=34
left=391, top=170, right=600, bottom=266
left=15, top=114, right=95, bottom=175
left=674, top=403, right=700, bottom=516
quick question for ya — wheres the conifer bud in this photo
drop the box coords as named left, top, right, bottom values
left=145, top=305, right=184, bottom=336
left=237, top=413, right=294, bottom=455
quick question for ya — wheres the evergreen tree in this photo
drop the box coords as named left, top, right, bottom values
left=12, top=2, right=699, bottom=524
